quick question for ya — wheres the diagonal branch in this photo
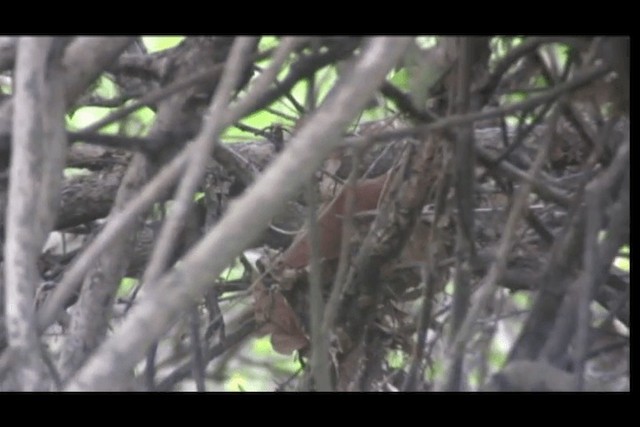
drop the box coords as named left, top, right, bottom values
left=142, top=37, right=257, bottom=286
left=64, top=37, right=412, bottom=391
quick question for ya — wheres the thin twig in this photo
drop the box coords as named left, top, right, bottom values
left=442, top=37, right=476, bottom=391
left=446, top=107, right=559, bottom=362
left=144, top=342, right=158, bottom=391
left=343, top=63, right=609, bottom=151
left=36, top=40, right=286, bottom=334
left=156, top=319, right=256, bottom=391
left=142, top=37, right=257, bottom=287
left=303, top=54, right=332, bottom=392
left=64, top=37, right=412, bottom=391
left=403, top=149, right=451, bottom=390
left=321, top=148, right=361, bottom=340
left=76, top=48, right=273, bottom=134
left=189, top=305, right=206, bottom=391
left=36, top=150, right=188, bottom=333
left=479, top=36, right=580, bottom=100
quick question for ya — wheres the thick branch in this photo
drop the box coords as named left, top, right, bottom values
left=65, top=37, right=411, bottom=391
left=4, top=38, right=68, bottom=390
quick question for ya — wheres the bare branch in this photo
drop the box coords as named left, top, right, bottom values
left=444, top=108, right=558, bottom=371
left=442, top=37, right=477, bottom=391
left=142, top=37, right=258, bottom=286
left=64, top=37, right=412, bottom=391
left=63, top=37, right=135, bottom=106
left=4, top=37, right=68, bottom=390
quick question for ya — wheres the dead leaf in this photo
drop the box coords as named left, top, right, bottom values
left=282, top=172, right=390, bottom=269
left=253, top=281, right=309, bottom=355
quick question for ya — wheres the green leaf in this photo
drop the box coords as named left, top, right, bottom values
left=122, top=105, right=155, bottom=136
left=66, top=107, right=119, bottom=134
left=258, top=36, right=279, bottom=51
left=614, top=256, right=630, bottom=272
left=220, top=259, right=244, bottom=281
left=415, top=36, right=437, bottom=49
left=226, top=372, right=251, bottom=392
left=387, top=349, right=408, bottom=369
left=251, top=337, right=302, bottom=374
left=512, top=292, right=531, bottom=310
left=252, top=336, right=273, bottom=356
left=426, top=359, right=444, bottom=382
left=117, top=277, right=138, bottom=298
left=95, top=75, right=118, bottom=99
left=63, top=167, right=91, bottom=178
left=142, top=36, right=184, bottom=53
left=469, top=369, right=481, bottom=388
left=390, top=68, right=410, bottom=91
left=489, top=346, right=507, bottom=369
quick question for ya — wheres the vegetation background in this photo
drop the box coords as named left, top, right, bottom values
left=0, top=36, right=629, bottom=391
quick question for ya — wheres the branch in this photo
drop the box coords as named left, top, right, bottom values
left=574, top=138, right=629, bottom=389
left=0, top=37, right=16, bottom=72
left=63, top=37, right=136, bottom=105
left=155, top=319, right=256, bottom=391
left=4, top=37, right=68, bottom=390
left=446, top=109, right=558, bottom=368
left=57, top=38, right=240, bottom=379
left=64, top=37, right=412, bottom=391
left=142, top=37, right=257, bottom=286
left=0, top=37, right=134, bottom=164
left=344, top=63, right=609, bottom=151
left=478, top=36, right=582, bottom=101
left=442, top=37, right=477, bottom=391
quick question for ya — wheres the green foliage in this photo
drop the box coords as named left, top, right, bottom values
left=615, top=245, right=630, bottom=271
left=390, top=68, right=410, bottom=91
left=415, top=36, right=437, bottom=49
left=123, top=105, right=155, bottom=136
left=444, top=280, right=454, bottom=295
left=512, top=292, right=531, bottom=310
left=469, top=369, right=481, bottom=389
left=225, top=371, right=260, bottom=392
left=251, top=336, right=301, bottom=373
left=386, top=348, right=408, bottom=369
left=546, top=43, right=570, bottom=71
left=63, top=167, right=91, bottom=178
left=258, top=36, right=279, bottom=52
left=117, top=277, right=138, bottom=298
left=219, top=258, right=244, bottom=281
left=66, top=73, right=156, bottom=137
left=142, top=36, right=185, bottom=53
left=251, top=335, right=273, bottom=355
left=0, top=80, right=11, bottom=95
left=425, top=359, right=443, bottom=383
left=489, top=344, right=507, bottom=368
left=490, top=36, right=524, bottom=65
left=67, top=107, right=119, bottom=134
left=221, top=336, right=302, bottom=391
left=94, top=75, right=118, bottom=99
